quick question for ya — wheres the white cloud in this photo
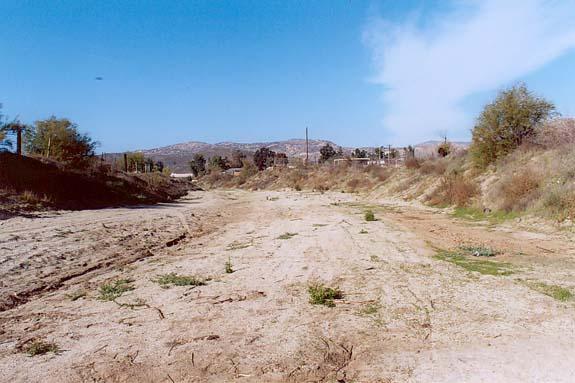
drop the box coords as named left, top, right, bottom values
left=363, top=0, right=575, bottom=144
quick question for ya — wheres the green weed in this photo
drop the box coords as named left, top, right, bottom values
left=308, top=283, right=343, bottom=307
left=360, top=303, right=380, bottom=315
left=98, top=279, right=135, bottom=301
left=364, top=210, right=376, bottom=222
left=24, top=340, right=59, bottom=356
left=154, top=273, right=206, bottom=287
left=277, top=232, right=297, bottom=240
left=225, top=258, right=234, bottom=274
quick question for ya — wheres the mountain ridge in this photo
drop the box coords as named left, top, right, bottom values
left=125, top=138, right=470, bottom=172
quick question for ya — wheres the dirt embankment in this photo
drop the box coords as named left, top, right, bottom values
left=1, top=190, right=575, bottom=382
left=0, top=153, right=198, bottom=218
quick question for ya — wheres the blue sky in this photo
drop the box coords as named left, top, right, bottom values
left=1, top=0, right=574, bottom=152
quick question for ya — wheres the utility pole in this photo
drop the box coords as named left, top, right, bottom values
left=305, top=126, right=309, bottom=165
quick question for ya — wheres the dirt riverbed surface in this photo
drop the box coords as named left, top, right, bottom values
left=1, top=190, right=575, bottom=382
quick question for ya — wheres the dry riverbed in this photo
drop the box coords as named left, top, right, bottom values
left=1, top=190, right=575, bottom=382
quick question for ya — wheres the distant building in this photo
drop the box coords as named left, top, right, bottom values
left=224, top=168, right=242, bottom=176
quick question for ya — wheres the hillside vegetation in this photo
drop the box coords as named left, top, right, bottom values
left=200, top=85, right=575, bottom=225
left=0, top=153, right=195, bottom=218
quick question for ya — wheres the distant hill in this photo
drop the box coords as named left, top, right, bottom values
left=110, top=138, right=471, bottom=173
left=134, top=139, right=350, bottom=172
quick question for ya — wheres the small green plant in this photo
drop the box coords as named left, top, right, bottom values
left=154, top=273, right=206, bottom=287
left=459, top=246, right=500, bottom=257
left=277, top=232, right=297, bottom=240
left=364, top=210, right=376, bottom=221
left=434, top=249, right=515, bottom=276
left=66, top=289, right=87, bottom=301
left=359, top=229, right=368, bottom=234
left=308, top=283, right=343, bottom=307
left=360, top=303, right=380, bottom=315
left=225, top=258, right=234, bottom=274
left=24, top=340, right=59, bottom=356
left=98, top=279, right=135, bottom=301
left=525, top=281, right=573, bottom=302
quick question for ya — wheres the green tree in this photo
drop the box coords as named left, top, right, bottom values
left=26, top=117, right=97, bottom=166
left=189, top=153, right=206, bottom=176
left=254, top=147, right=275, bottom=170
left=275, top=152, right=288, bottom=166
left=352, top=148, right=367, bottom=158
left=229, top=149, right=246, bottom=168
left=319, top=143, right=336, bottom=163
left=209, top=155, right=230, bottom=171
left=404, top=145, right=416, bottom=158
left=437, top=142, right=451, bottom=157
left=0, top=105, right=11, bottom=151
left=470, top=84, right=556, bottom=168
left=123, top=152, right=145, bottom=172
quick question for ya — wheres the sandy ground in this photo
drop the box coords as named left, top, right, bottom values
left=1, top=189, right=575, bottom=382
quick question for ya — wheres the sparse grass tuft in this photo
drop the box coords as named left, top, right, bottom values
left=277, top=232, right=297, bottom=240
left=98, top=279, right=135, bottom=301
left=359, top=229, right=368, bottom=234
left=434, top=249, right=515, bottom=276
left=452, top=207, right=519, bottom=223
left=226, top=240, right=252, bottom=251
left=154, top=273, right=206, bottom=287
left=308, top=283, right=343, bottom=307
left=364, top=210, right=376, bottom=222
left=225, top=258, right=234, bottom=274
left=25, top=340, right=59, bottom=356
left=524, top=281, right=573, bottom=302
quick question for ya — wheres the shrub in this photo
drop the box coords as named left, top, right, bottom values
left=428, top=173, right=478, bottom=207
left=470, top=84, right=556, bottom=168
left=404, top=157, right=420, bottom=169
left=532, top=118, right=575, bottom=149
left=540, top=187, right=575, bottom=221
left=237, top=159, right=257, bottom=185
left=497, top=169, right=542, bottom=212
left=367, top=165, right=392, bottom=181
left=419, top=158, right=447, bottom=175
